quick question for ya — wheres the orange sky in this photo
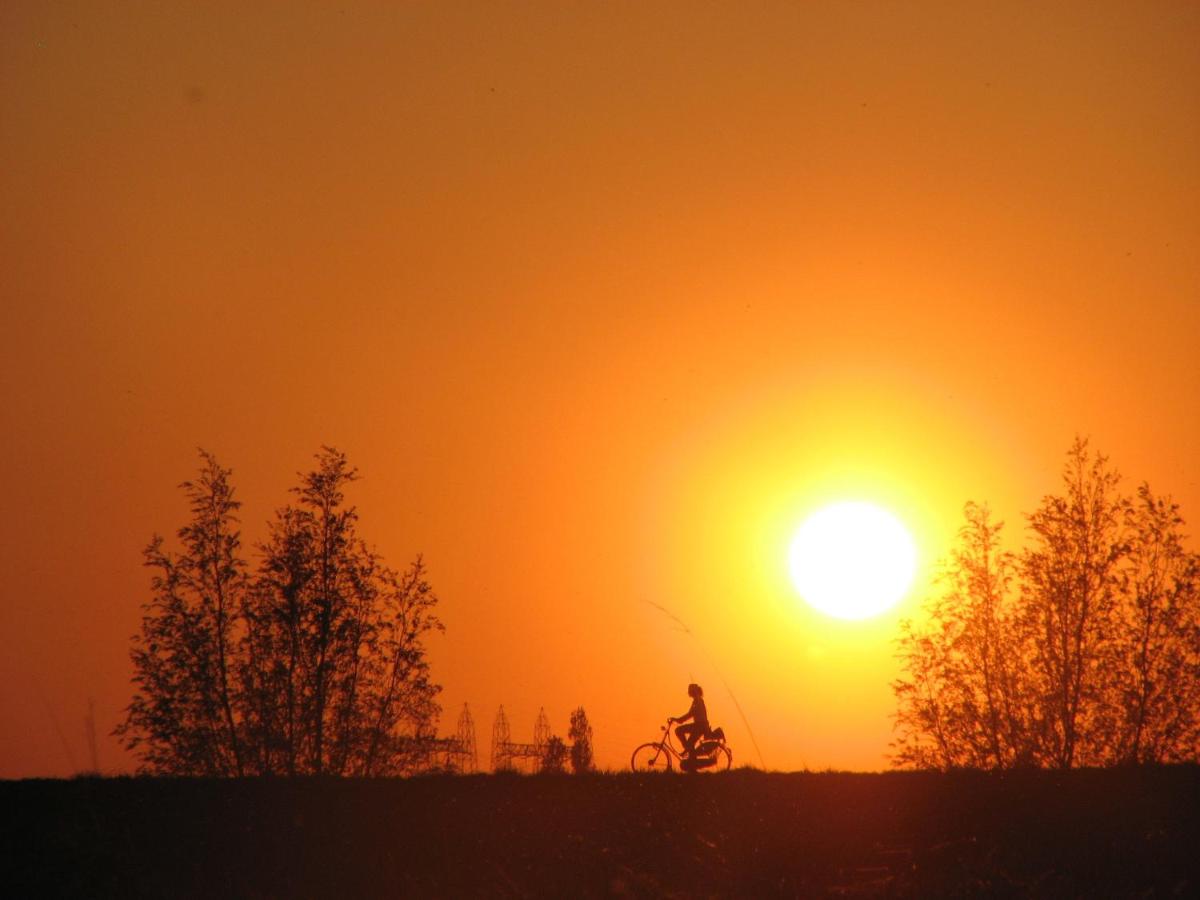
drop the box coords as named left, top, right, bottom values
left=2, top=1, right=1198, bottom=777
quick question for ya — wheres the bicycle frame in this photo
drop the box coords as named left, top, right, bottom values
left=646, top=721, right=686, bottom=766
left=631, top=719, right=731, bottom=772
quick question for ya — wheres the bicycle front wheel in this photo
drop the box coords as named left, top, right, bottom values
left=631, top=742, right=673, bottom=772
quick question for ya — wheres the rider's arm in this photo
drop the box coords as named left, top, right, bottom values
left=671, top=709, right=693, bottom=724
left=675, top=696, right=706, bottom=724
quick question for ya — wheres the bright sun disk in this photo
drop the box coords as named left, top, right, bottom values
left=788, top=501, right=917, bottom=620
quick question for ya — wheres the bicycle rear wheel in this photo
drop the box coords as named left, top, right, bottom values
left=631, top=742, right=673, bottom=772
left=711, top=746, right=732, bottom=772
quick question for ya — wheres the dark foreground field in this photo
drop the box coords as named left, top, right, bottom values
left=3, top=767, right=1198, bottom=898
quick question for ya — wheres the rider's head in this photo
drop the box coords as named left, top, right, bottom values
left=687, top=683, right=703, bottom=698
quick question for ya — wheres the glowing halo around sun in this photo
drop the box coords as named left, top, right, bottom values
left=788, top=501, right=917, bottom=620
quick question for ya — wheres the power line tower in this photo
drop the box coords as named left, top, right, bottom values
left=533, top=707, right=551, bottom=753
left=455, top=703, right=477, bottom=773
left=491, top=705, right=512, bottom=771
left=413, top=703, right=479, bottom=773
left=491, top=706, right=554, bottom=772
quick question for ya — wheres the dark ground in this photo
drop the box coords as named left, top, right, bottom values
left=3, top=767, right=1198, bottom=898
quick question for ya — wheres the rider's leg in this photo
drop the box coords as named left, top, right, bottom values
left=677, top=724, right=699, bottom=756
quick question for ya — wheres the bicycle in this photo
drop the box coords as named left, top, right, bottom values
left=630, top=719, right=733, bottom=773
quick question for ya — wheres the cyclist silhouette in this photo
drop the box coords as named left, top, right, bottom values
left=669, top=683, right=709, bottom=757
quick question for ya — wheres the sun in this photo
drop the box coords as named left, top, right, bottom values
left=788, top=501, right=917, bottom=620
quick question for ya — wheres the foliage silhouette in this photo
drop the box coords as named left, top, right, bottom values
left=115, top=451, right=248, bottom=776
left=568, top=706, right=594, bottom=773
left=893, top=438, right=1200, bottom=769
left=540, top=735, right=568, bottom=773
left=117, top=448, right=442, bottom=776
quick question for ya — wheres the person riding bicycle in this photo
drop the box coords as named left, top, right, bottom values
left=669, top=683, right=709, bottom=758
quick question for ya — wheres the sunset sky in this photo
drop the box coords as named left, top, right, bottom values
left=2, top=2, right=1197, bottom=777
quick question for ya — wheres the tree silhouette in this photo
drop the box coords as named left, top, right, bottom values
left=116, top=452, right=248, bottom=775
left=892, top=503, right=1032, bottom=769
left=1108, top=484, right=1200, bottom=763
left=118, top=448, right=442, bottom=776
left=568, top=706, right=594, bottom=773
left=893, top=438, right=1200, bottom=769
left=541, top=736, right=568, bottom=773
left=1020, top=437, right=1127, bottom=767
